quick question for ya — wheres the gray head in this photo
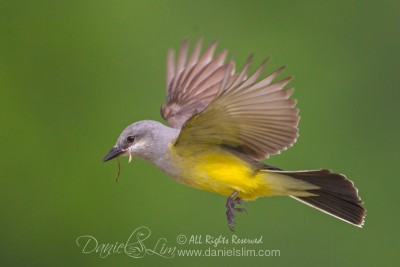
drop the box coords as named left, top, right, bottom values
left=102, top=120, right=179, bottom=163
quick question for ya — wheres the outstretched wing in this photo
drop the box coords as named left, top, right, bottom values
left=175, top=57, right=299, bottom=160
left=162, top=39, right=236, bottom=129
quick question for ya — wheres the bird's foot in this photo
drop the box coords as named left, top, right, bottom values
left=225, top=190, right=247, bottom=231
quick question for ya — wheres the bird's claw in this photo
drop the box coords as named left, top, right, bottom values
left=225, top=190, right=247, bottom=231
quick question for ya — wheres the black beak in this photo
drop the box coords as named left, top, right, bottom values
left=102, top=147, right=124, bottom=162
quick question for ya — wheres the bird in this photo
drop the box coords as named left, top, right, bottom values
left=102, top=39, right=365, bottom=231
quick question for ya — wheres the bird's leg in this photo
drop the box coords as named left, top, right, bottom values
left=225, top=190, right=247, bottom=231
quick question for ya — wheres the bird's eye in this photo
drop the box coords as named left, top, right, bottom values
left=126, top=136, right=135, bottom=143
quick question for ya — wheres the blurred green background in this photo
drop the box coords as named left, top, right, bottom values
left=1, top=0, right=399, bottom=266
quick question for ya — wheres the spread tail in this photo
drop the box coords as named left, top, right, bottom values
left=270, top=169, right=366, bottom=227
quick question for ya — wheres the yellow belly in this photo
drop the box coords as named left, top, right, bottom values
left=173, top=146, right=269, bottom=200
left=170, top=145, right=318, bottom=200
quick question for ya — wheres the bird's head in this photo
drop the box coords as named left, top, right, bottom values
left=102, top=120, right=167, bottom=163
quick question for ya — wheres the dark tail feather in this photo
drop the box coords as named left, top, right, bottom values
left=281, top=169, right=366, bottom=227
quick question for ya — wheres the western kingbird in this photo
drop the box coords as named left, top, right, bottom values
left=103, top=39, right=365, bottom=230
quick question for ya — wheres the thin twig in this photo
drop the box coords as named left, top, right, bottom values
left=115, top=157, right=121, bottom=183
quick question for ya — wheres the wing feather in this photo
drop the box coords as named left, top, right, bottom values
left=162, top=39, right=235, bottom=128
left=175, top=56, right=299, bottom=159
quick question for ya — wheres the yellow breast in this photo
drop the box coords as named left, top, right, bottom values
left=172, top=146, right=269, bottom=200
